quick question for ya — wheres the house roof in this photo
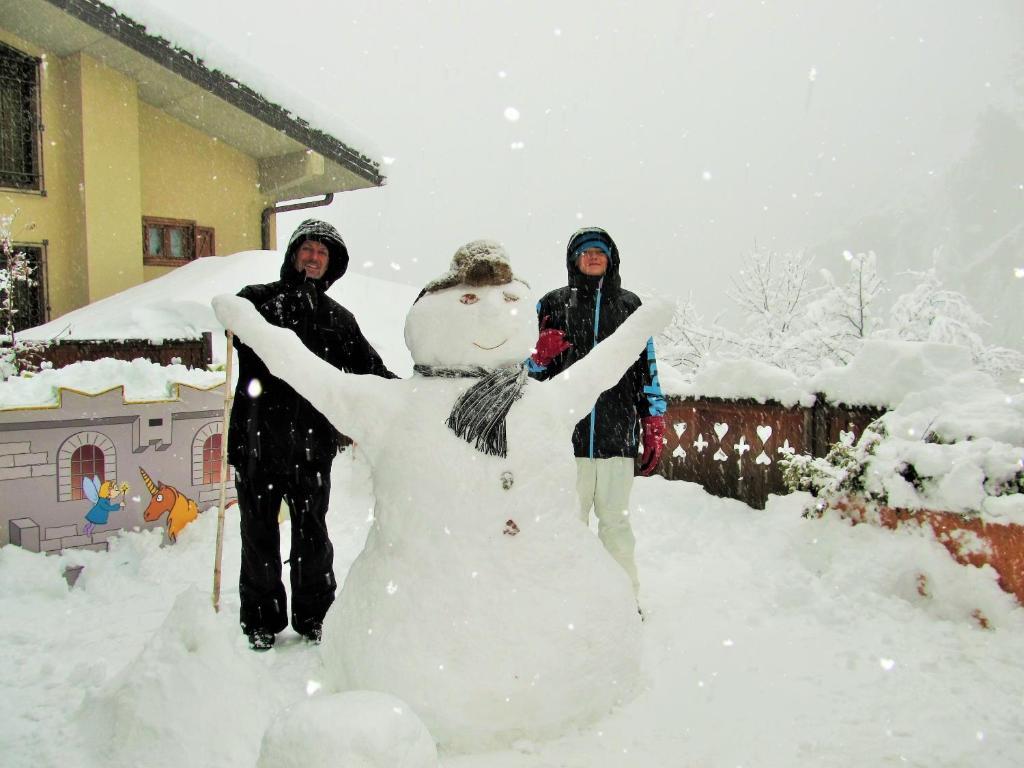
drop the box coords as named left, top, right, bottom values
left=0, top=0, right=384, bottom=198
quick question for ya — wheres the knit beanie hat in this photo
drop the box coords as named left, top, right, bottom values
left=572, top=239, right=612, bottom=259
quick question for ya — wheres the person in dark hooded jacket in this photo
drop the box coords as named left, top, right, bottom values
left=228, top=219, right=395, bottom=650
left=528, top=227, right=666, bottom=601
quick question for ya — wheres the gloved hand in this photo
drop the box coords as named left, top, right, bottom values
left=530, top=316, right=571, bottom=368
left=639, top=415, right=666, bottom=476
left=260, top=281, right=319, bottom=326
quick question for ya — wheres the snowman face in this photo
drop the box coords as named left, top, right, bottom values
left=405, top=281, right=537, bottom=369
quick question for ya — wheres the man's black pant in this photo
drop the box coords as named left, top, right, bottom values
left=234, top=464, right=337, bottom=638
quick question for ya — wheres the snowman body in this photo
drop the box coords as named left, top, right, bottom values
left=328, top=378, right=639, bottom=749
left=213, top=249, right=669, bottom=750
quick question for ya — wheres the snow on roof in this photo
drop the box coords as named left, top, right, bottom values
left=94, top=0, right=383, bottom=175
left=5, top=251, right=417, bottom=408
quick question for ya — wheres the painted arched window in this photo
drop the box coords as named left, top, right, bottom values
left=58, top=431, right=116, bottom=502
left=70, top=444, right=105, bottom=500
left=192, top=421, right=230, bottom=486
left=202, top=433, right=222, bottom=484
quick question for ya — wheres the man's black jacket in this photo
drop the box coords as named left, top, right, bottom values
left=227, top=220, right=394, bottom=472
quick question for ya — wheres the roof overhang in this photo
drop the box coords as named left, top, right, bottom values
left=0, top=0, right=384, bottom=200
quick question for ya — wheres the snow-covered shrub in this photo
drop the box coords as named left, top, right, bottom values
left=0, top=213, right=44, bottom=379
left=781, top=426, right=885, bottom=515
left=782, top=368, right=1024, bottom=523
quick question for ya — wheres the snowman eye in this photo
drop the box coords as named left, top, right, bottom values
left=503, top=292, right=520, bottom=303
left=460, top=293, right=479, bottom=305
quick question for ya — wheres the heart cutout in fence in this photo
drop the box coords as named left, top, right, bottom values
left=673, top=422, right=687, bottom=438
left=713, top=422, right=729, bottom=441
left=756, top=425, right=772, bottom=444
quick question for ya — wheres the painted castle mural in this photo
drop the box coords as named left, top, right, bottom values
left=1, top=382, right=237, bottom=553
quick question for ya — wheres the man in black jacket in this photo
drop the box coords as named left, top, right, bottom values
left=528, top=227, right=666, bottom=601
left=228, top=219, right=395, bottom=650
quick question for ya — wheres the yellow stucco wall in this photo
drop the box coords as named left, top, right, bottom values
left=0, top=28, right=275, bottom=323
left=76, top=53, right=144, bottom=304
left=0, top=28, right=89, bottom=318
left=138, top=102, right=270, bottom=282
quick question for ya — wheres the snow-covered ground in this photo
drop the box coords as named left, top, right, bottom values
left=3, top=249, right=1022, bottom=765
left=2, top=449, right=1022, bottom=768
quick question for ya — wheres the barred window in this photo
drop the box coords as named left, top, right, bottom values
left=202, top=432, right=222, bottom=484
left=71, top=444, right=105, bottom=501
left=0, top=42, right=41, bottom=191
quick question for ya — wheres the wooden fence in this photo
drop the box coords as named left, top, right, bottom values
left=652, top=396, right=885, bottom=508
left=15, top=332, right=213, bottom=370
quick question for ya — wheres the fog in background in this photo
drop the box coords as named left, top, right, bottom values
left=116, top=1, right=1024, bottom=347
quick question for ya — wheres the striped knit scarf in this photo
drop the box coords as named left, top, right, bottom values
left=415, top=363, right=529, bottom=457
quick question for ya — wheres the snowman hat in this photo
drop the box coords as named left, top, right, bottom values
left=415, top=239, right=529, bottom=302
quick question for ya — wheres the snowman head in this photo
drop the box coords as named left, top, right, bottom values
left=405, top=240, right=536, bottom=370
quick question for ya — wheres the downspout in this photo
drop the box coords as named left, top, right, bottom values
left=260, top=193, right=335, bottom=250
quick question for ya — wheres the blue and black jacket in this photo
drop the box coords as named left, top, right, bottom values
left=529, top=227, right=666, bottom=460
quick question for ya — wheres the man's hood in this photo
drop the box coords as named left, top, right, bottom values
left=280, top=218, right=349, bottom=289
left=565, top=227, right=621, bottom=293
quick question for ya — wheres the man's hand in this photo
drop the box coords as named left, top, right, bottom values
left=639, top=415, right=666, bottom=476
left=530, top=317, right=571, bottom=368
left=260, top=282, right=319, bottom=325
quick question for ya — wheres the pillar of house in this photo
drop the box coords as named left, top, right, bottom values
left=63, top=53, right=144, bottom=304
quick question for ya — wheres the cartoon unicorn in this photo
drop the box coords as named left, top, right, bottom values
left=139, top=467, right=201, bottom=542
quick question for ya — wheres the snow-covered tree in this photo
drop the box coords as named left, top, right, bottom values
left=657, top=295, right=719, bottom=374
left=887, top=266, right=1024, bottom=376
left=725, top=248, right=816, bottom=369
left=802, top=250, right=884, bottom=365
left=0, top=214, right=39, bottom=378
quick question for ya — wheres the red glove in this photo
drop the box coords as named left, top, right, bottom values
left=639, top=415, right=666, bottom=476
left=530, top=317, right=571, bottom=367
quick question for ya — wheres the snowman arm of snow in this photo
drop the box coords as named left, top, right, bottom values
left=541, top=297, right=673, bottom=429
left=212, top=294, right=397, bottom=444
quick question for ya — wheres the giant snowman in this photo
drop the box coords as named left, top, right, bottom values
left=213, top=241, right=671, bottom=751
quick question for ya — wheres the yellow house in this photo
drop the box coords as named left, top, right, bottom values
left=0, top=0, right=383, bottom=329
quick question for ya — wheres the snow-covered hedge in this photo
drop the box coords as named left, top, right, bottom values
left=782, top=362, right=1024, bottom=524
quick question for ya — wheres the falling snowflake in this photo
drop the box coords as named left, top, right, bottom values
left=504, top=107, right=520, bottom=122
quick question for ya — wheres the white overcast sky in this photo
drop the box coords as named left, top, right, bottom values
left=111, top=1, right=1023, bottom=327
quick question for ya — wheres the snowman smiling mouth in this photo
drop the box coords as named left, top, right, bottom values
left=473, top=339, right=508, bottom=350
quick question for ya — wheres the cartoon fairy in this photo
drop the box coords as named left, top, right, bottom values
left=83, top=476, right=129, bottom=535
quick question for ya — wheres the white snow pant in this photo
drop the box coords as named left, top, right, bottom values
left=575, top=457, right=639, bottom=597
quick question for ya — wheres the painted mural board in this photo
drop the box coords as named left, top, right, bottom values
left=0, top=382, right=237, bottom=552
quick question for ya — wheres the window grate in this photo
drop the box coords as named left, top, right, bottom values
left=0, top=43, right=41, bottom=191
